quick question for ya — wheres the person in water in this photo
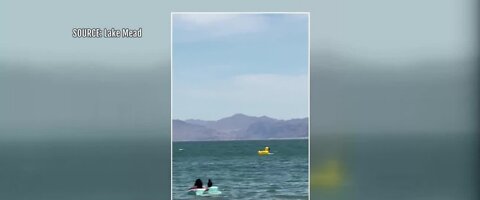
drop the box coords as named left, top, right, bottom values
left=207, top=179, right=213, bottom=187
left=191, top=179, right=203, bottom=189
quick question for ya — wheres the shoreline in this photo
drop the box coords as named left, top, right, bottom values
left=173, top=137, right=308, bottom=143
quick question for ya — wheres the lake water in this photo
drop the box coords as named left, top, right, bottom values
left=172, top=139, right=309, bottom=199
left=0, top=137, right=169, bottom=200
left=1, top=134, right=476, bottom=200
left=310, top=133, right=478, bottom=200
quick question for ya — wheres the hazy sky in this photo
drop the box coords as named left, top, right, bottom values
left=172, top=13, right=309, bottom=120
left=0, top=0, right=476, bottom=135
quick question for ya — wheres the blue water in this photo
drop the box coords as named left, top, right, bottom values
left=172, top=139, right=309, bottom=199
left=0, top=137, right=169, bottom=200
left=2, top=134, right=475, bottom=200
left=310, top=134, right=478, bottom=200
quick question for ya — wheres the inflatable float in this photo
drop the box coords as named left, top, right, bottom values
left=188, top=186, right=222, bottom=196
left=258, top=146, right=271, bottom=155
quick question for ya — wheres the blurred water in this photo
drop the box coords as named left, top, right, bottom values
left=0, top=137, right=166, bottom=200
left=311, top=134, right=478, bottom=200
left=172, top=139, right=308, bottom=199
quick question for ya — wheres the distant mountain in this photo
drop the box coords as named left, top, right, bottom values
left=174, top=114, right=308, bottom=141
left=173, top=120, right=225, bottom=141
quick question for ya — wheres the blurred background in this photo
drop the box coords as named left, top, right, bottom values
left=0, top=0, right=478, bottom=199
left=310, top=1, right=478, bottom=199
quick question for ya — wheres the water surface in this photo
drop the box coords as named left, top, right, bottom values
left=172, top=139, right=309, bottom=199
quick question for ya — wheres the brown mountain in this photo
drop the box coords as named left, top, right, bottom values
left=175, top=114, right=307, bottom=141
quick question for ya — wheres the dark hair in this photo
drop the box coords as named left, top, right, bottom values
left=207, top=179, right=213, bottom=187
left=194, top=179, right=203, bottom=188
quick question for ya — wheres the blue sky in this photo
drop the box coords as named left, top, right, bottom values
left=172, top=13, right=308, bottom=120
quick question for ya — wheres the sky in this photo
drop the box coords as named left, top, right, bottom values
left=0, top=0, right=476, bottom=135
left=172, top=13, right=309, bottom=120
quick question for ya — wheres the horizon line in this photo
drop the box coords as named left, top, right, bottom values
left=173, top=113, right=308, bottom=121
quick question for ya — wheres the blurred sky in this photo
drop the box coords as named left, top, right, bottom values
left=0, top=0, right=477, bottom=134
left=172, top=13, right=309, bottom=120
left=0, top=0, right=475, bottom=65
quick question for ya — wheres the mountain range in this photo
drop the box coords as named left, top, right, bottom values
left=173, top=113, right=308, bottom=141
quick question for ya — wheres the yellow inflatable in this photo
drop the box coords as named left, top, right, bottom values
left=258, top=146, right=271, bottom=155
left=311, top=160, right=343, bottom=188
